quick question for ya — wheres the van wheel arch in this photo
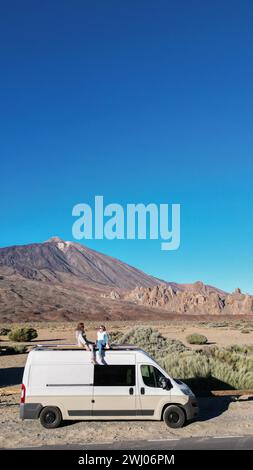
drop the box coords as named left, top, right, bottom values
left=161, top=403, right=186, bottom=421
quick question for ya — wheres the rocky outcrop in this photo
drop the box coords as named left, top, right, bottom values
left=125, top=283, right=253, bottom=315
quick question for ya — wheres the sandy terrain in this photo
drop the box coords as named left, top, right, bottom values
left=1, top=320, right=253, bottom=349
left=1, top=321, right=253, bottom=448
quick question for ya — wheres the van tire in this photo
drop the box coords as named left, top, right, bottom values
left=39, top=406, right=62, bottom=429
left=163, top=405, right=186, bottom=428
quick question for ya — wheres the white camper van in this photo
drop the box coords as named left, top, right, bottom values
left=20, top=345, right=198, bottom=429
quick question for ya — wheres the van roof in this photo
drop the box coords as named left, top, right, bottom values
left=34, top=344, right=143, bottom=352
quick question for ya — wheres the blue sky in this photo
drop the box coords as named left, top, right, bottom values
left=0, top=1, right=253, bottom=293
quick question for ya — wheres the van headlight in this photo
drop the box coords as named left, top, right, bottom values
left=181, top=385, right=194, bottom=396
left=173, top=378, right=195, bottom=397
left=184, top=388, right=194, bottom=396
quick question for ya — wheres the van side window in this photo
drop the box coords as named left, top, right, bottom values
left=141, top=365, right=166, bottom=388
left=94, top=365, right=135, bottom=386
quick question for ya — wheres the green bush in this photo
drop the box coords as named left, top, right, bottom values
left=241, top=329, right=250, bottom=334
left=109, top=327, right=253, bottom=392
left=160, top=347, right=253, bottom=391
left=0, top=328, right=11, bottom=336
left=8, top=327, right=38, bottom=342
left=160, top=351, right=210, bottom=380
left=109, top=331, right=123, bottom=343
left=12, top=344, right=28, bottom=354
left=208, top=321, right=229, bottom=328
left=186, top=333, right=208, bottom=345
left=227, top=344, right=250, bottom=354
left=0, top=344, right=28, bottom=355
left=113, top=326, right=187, bottom=359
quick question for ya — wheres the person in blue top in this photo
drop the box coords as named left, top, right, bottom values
left=96, top=325, right=110, bottom=359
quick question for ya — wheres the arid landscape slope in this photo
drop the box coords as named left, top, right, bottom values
left=0, top=237, right=252, bottom=321
left=0, top=236, right=162, bottom=288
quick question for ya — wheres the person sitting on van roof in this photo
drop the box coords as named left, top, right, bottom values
left=75, top=323, right=96, bottom=363
left=96, top=325, right=110, bottom=359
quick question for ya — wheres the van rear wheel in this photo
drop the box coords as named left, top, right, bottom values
left=40, top=406, right=62, bottom=429
left=163, top=405, right=186, bottom=428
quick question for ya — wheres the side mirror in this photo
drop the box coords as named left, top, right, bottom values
left=166, top=378, right=172, bottom=390
left=159, top=377, right=172, bottom=390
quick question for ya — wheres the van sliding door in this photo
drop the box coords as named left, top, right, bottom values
left=92, top=365, right=136, bottom=418
left=59, top=364, right=93, bottom=419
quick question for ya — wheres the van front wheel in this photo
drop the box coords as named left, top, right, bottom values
left=163, top=405, right=186, bottom=428
left=40, top=406, right=62, bottom=429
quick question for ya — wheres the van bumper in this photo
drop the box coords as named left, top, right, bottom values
left=184, top=396, right=199, bottom=420
left=20, top=403, right=42, bottom=420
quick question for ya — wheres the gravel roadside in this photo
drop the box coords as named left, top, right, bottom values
left=1, top=394, right=253, bottom=449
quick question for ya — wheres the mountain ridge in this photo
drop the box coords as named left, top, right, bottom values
left=0, top=237, right=164, bottom=289
left=0, top=237, right=251, bottom=321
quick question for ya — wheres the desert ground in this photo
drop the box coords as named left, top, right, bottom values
left=1, top=319, right=253, bottom=449
left=2, top=319, right=253, bottom=349
left=1, top=393, right=253, bottom=449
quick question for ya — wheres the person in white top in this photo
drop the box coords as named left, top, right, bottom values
left=75, top=322, right=96, bottom=363
left=96, top=325, right=110, bottom=358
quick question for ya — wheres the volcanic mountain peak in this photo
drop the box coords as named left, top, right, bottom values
left=44, top=236, right=66, bottom=243
left=0, top=237, right=162, bottom=289
left=44, top=236, right=73, bottom=253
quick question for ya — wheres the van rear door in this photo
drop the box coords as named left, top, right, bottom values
left=28, top=364, right=94, bottom=418
left=92, top=364, right=136, bottom=418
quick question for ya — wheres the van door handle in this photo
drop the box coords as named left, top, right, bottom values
left=140, top=387, right=145, bottom=395
left=129, top=387, right=134, bottom=395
